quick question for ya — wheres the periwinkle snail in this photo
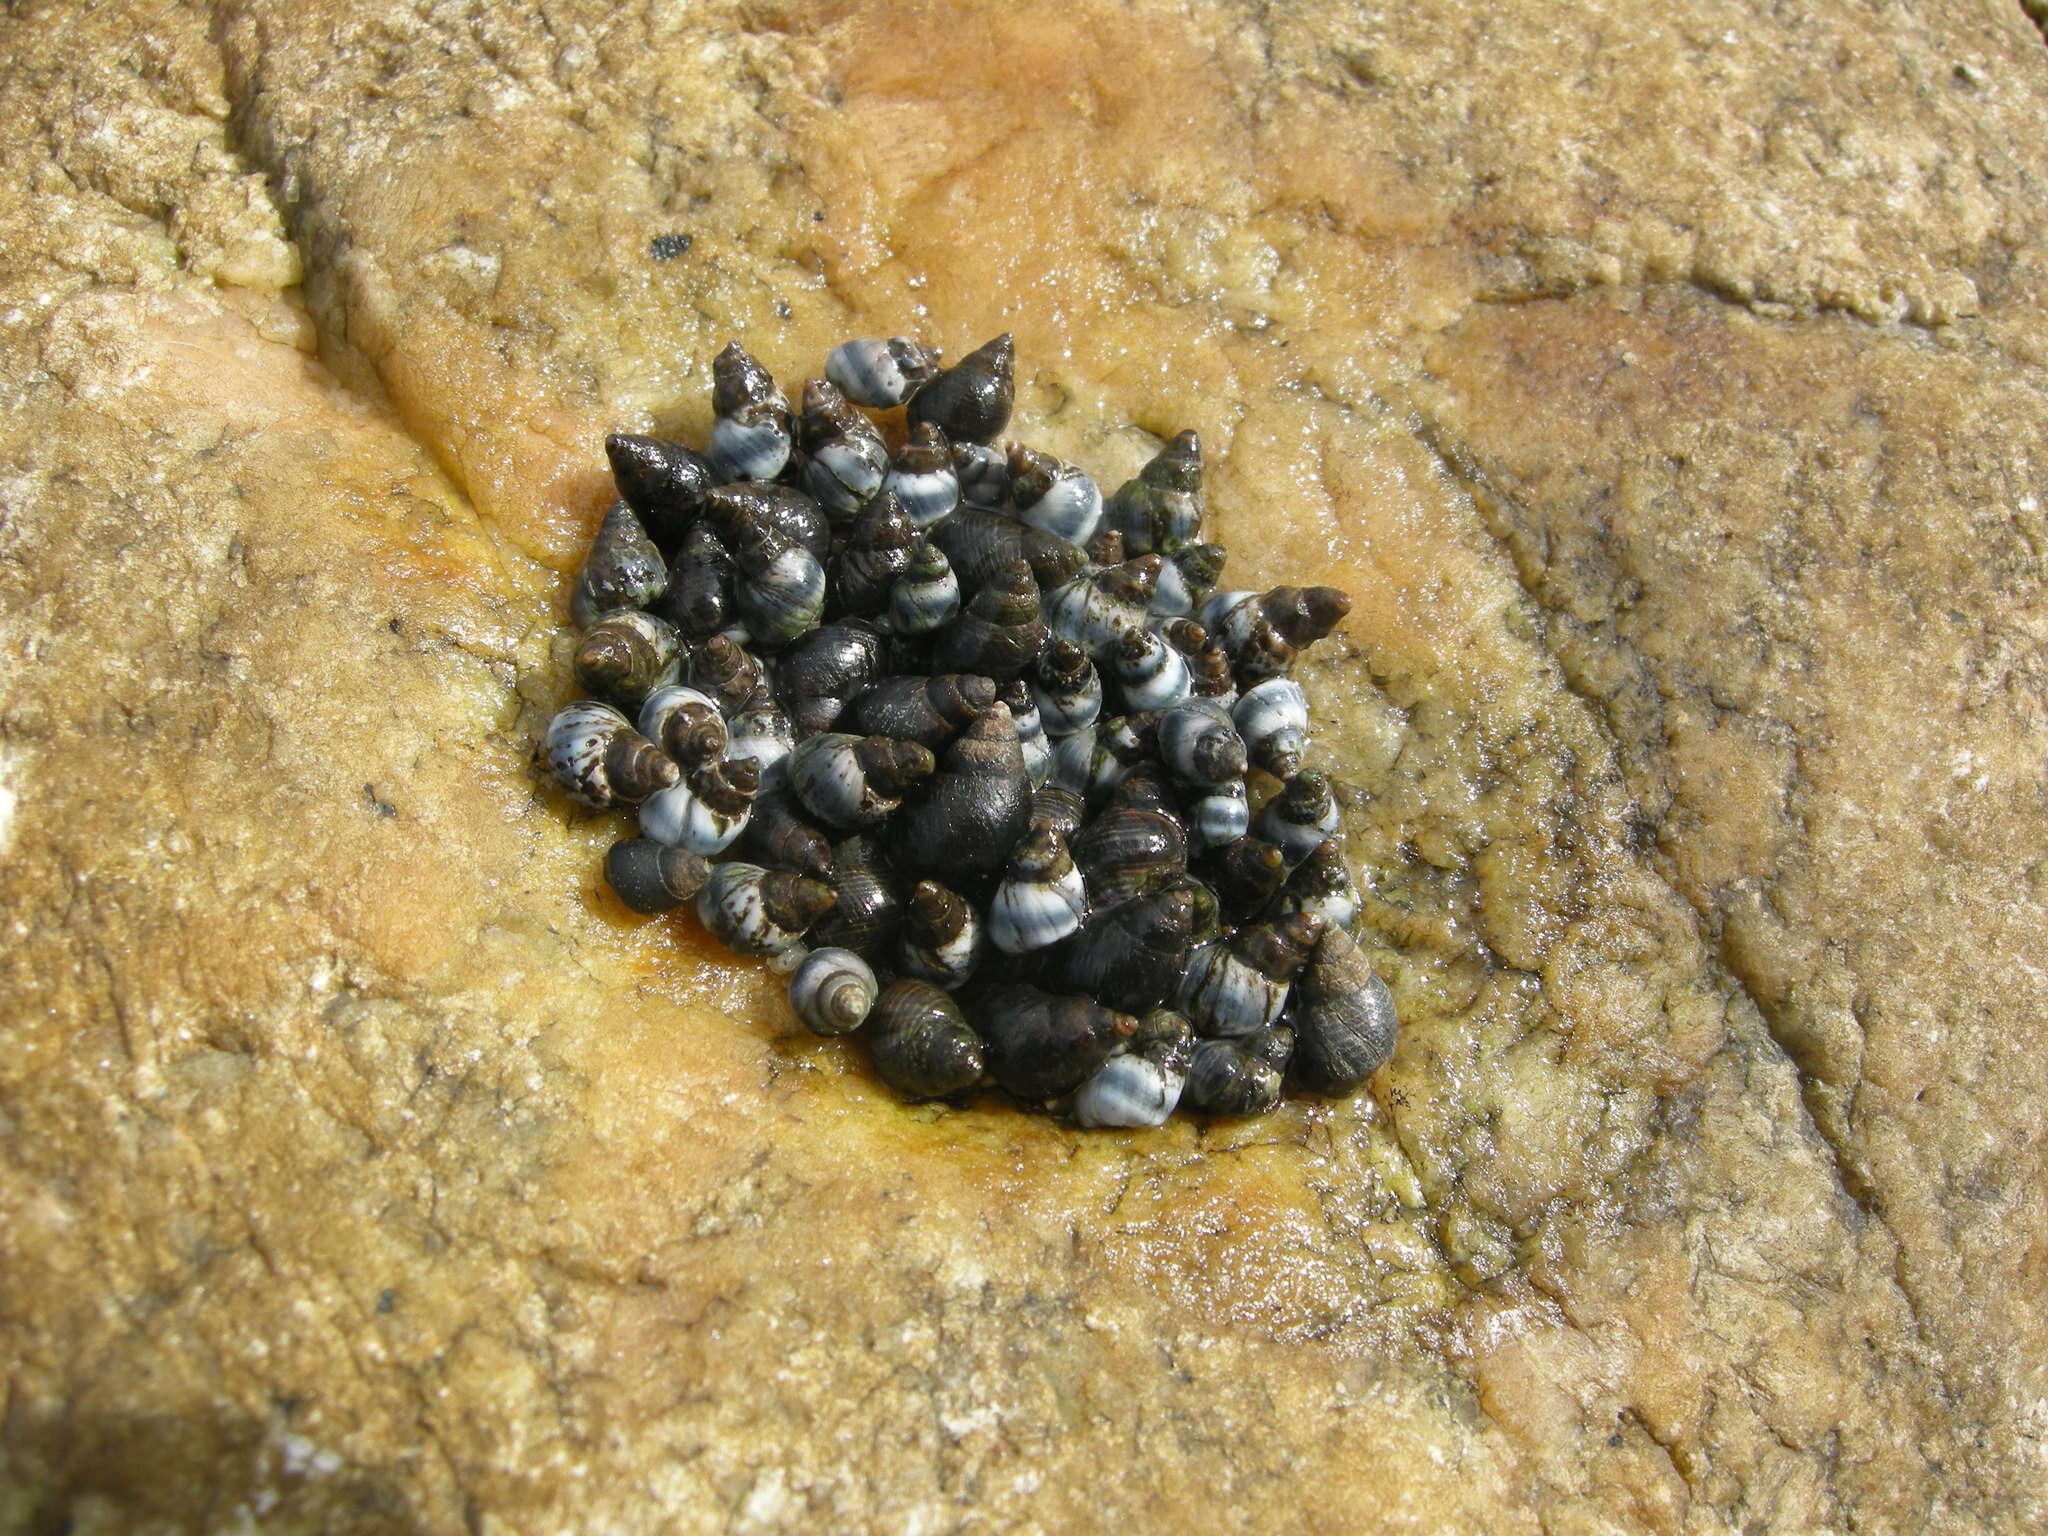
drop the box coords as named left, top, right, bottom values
left=539, top=330, right=1398, bottom=1125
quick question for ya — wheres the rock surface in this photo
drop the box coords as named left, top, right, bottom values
left=3, top=0, right=2045, bottom=1530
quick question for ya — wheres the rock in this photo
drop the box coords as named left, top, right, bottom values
left=2, top=0, right=2044, bottom=1530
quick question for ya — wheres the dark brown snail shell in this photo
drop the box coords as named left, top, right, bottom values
left=906, top=332, right=1014, bottom=445
left=867, top=980, right=987, bottom=1100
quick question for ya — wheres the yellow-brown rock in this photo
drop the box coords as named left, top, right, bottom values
left=3, top=0, right=2044, bottom=1529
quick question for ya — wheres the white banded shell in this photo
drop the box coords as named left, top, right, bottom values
left=1178, top=940, right=1288, bottom=1036
left=638, top=760, right=755, bottom=855
left=1109, top=628, right=1191, bottom=713
left=988, top=826, right=1088, bottom=955
left=888, top=539, right=961, bottom=636
left=1071, top=1050, right=1184, bottom=1129
left=1233, top=678, right=1310, bottom=781
left=543, top=700, right=679, bottom=810
left=708, top=343, right=792, bottom=482
left=1257, top=769, right=1341, bottom=864
left=637, top=684, right=729, bottom=767
left=825, top=337, right=942, bottom=408
left=1032, top=641, right=1102, bottom=738
left=1009, top=445, right=1102, bottom=545
left=789, top=946, right=880, bottom=1036
left=1157, top=697, right=1248, bottom=789
left=696, top=861, right=836, bottom=958
left=1189, top=782, right=1251, bottom=850
left=734, top=536, right=827, bottom=647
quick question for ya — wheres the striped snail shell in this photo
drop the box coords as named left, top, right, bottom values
left=544, top=700, right=679, bottom=809
left=951, top=439, right=1010, bottom=509
left=1212, top=836, right=1288, bottom=924
left=1157, top=696, right=1248, bottom=790
left=1150, top=542, right=1226, bottom=618
left=883, top=421, right=960, bottom=529
left=1002, top=680, right=1054, bottom=787
left=824, top=336, right=942, bottom=409
left=898, top=879, right=985, bottom=989
left=1233, top=678, right=1310, bottom=781
left=971, top=983, right=1137, bottom=1101
left=1177, top=912, right=1324, bottom=1037
left=1071, top=804, right=1187, bottom=908
left=725, top=684, right=798, bottom=785
left=988, top=824, right=1088, bottom=955
left=893, top=702, right=1033, bottom=880
left=708, top=342, right=792, bottom=483
left=887, top=536, right=961, bottom=636
left=684, top=634, right=768, bottom=715
left=1200, top=586, right=1351, bottom=687
left=1286, top=926, right=1397, bottom=1095
left=1070, top=1008, right=1194, bottom=1129
left=789, top=733, right=937, bottom=830
left=867, top=979, right=987, bottom=1100
left=639, top=754, right=759, bottom=855
left=1182, top=1029, right=1289, bottom=1117
left=1101, top=430, right=1204, bottom=556
left=1060, top=882, right=1196, bottom=1014
left=1257, top=769, right=1341, bottom=865
left=730, top=516, right=828, bottom=648
left=1108, top=626, right=1191, bottom=713
left=572, top=608, right=681, bottom=710
left=798, top=377, right=890, bottom=518
left=827, top=492, right=917, bottom=619
left=604, top=433, right=713, bottom=548
left=1050, top=724, right=1126, bottom=805
left=1028, top=782, right=1087, bottom=843
left=734, top=785, right=836, bottom=882
left=695, top=861, right=837, bottom=959
left=655, top=522, right=736, bottom=640
left=806, top=833, right=907, bottom=960
left=929, top=505, right=1085, bottom=592
left=571, top=500, right=667, bottom=629
left=1043, top=554, right=1161, bottom=658
left=637, top=684, right=729, bottom=768
left=1007, top=442, right=1102, bottom=545
left=776, top=621, right=888, bottom=737
left=1188, top=781, right=1251, bottom=851
left=701, top=481, right=832, bottom=560
left=789, top=946, right=880, bottom=1037
left=842, top=672, right=994, bottom=748
left=907, top=333, right=1014, bottom=446
left=604, top=836, right=711, bottom=915
left=1031, top=639, right=1102, bottom=738
left=931, top=556, right=1048, bottom=681
left=1275, top=838, right=1359, bottom=934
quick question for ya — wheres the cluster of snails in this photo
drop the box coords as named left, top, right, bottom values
left=541, top=332, right=1398, bottom=1126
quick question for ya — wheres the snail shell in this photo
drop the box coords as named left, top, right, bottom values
left=637, top=684, right=730, bottom=768
left=1031, top=639, right=1103, bottom=738
left=684, top=634, right=768, bottom=715
left=1257, top=768, right=1341, bottom=865
left=951, top=440, right=1010, bottom=509
left=931, top=556, right=1048, bottom=681
left=1043, top=555, right=1162, bottom=658
left=1084, top=528, right=1124, bottom=568
left=1149, top=542, right=1226, bottom=618
left=1188, top=781, right=1251, bottom=851
left=572, top=608, right=682, bottom=709
left=655, top=522, right=737, bottom=640
left=789, top=946, right=880, bottom=1037
left=827, top=492, right=917, bottom=620
left=1060, top=882, right=1196, bottom=1014
left=1182, top=1030, right=1288, bottom=1117
left=725, top=685, right=798, bottom=785
left=1007, top=443, right=1102, bottom=545
left=1002, top=680, right=1054, bottom=787
left=604, top=836, right=711, bottom=914
left=639, top=753, right=759, bottom=855
left=708, top=342, right=792, bottom=483
left=1200, top=586, right=1351, bottom=687
left=887, top=536, right=961, bottom=636
left=1071, top=804, right=1187, bottom=908
left=1157, top=696, right=1248, bottom=790
left=544, top=700, right=680, bottom=809
left=730, top=517, right=827, bottom=648
left=1178, top=912, right=1324, bottom=1036
left=1275, top=838, right=1359, bottom=934
left=825, top=336, right=943, bottom=409
left=571, top=500, right=667, bottom=629
left=776, top=621, right=889, bottom=736
left=734, top=785, right=836, bottom=881
left=605, top=433, right=713, bottom=548
left=867, top=979, right=987, bottom=1100
left=988, top=824, right=1088, bottom=955
left=1108, top=627, right=1191, bottom=713
left=898, top=879, right=985, bottom=988
left=893, top=701, right=1034, bottom=880
left=884, top=421, right=961, bottom=529
left=907, top=332, right=1014, bottom=445
left=806, top=833, right=906, bottom=960
left=1211, top=836, right=1289, bottom=924
left=1049, top=724, right=1128, bottom=805
left=971, top=983, right=1137, bottom=1100
left=1029, top=782, right=1088, bottom=843
left=789, top=733, right=937, bottom=830
left=1233, top=678, right=1310, bottom=781
left=1286, top=926, right=1397, bottom=1095
left=1101, top=429, right=1204, bottom=555
left=842, top=672, right=995, bottom=748
left=696, top=860, right=836, bottom=958
left=701, top=482, right=832, bottom=560
left=1069, top=1008, right=1193, bottom=1129
left=798, top=377, right=890, bottom=517
left=929, top=505, right=1086, bottom=592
